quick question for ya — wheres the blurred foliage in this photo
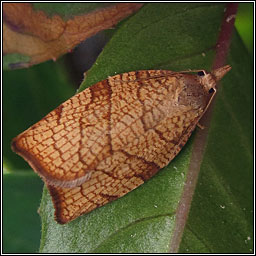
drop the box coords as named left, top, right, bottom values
left=235, top=3, right=253, bottom=56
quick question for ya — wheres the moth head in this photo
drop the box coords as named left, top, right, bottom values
left=197, top=70, right=216, bottom=93
left=197, top=65, right=231, bottom=94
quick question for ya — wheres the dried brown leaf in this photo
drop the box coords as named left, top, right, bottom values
left=3, top=3, right=143, bottom=68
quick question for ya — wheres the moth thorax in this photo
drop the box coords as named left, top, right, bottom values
left=178, top=80, right=209, bottom=109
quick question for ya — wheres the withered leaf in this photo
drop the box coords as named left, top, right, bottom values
left=3, top=3, right=143, bottom=69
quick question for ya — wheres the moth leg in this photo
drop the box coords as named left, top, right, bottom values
left=197, top=123, right=205, bottom=130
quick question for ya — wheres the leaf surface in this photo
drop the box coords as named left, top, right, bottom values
left=3, top=172, right=43, bottom=253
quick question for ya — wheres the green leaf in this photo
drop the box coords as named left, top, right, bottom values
left=179, top=31, right=253, bottom=253
left=79, top=3, right=221, bottom=92
left=3, top=172, right=44, bottom=253
left=38, top=3, right=253, bottom=253
left=3, top=53, right=30, bottom=70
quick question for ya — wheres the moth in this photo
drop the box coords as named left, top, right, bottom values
left=12, top=65, right=231, bottom=224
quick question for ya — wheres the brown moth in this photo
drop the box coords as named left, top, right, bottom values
left=11, top=65, right=231, bottom=224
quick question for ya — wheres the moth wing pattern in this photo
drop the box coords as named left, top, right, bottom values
left=48, top=150, right=160, bottom=224
left=11, top=67, right=231, bottom=223
left=49, top=113, right=202, bottom=224
left=11, top=80, right=113, bottom=188
left=47, top=70, right=208, bottom=224
left=11, top=69, right=200, bottom=188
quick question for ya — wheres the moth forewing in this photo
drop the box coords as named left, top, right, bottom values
left=11, top=66, right=231, bottom=224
